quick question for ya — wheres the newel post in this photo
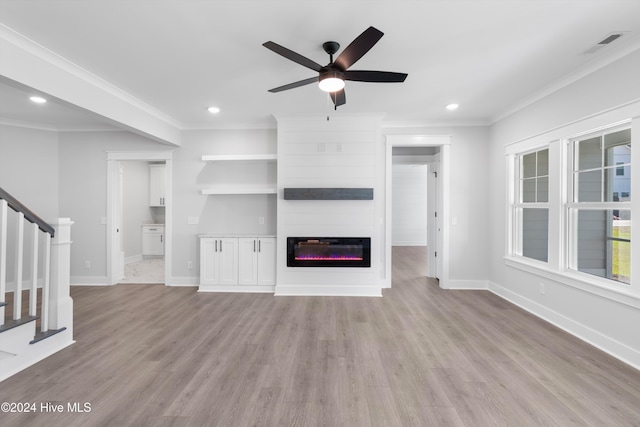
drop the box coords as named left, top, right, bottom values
left=48, top=218, right=74, bottom=330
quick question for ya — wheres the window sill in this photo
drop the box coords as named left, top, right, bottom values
left=504, top=256, right=640, bottom=309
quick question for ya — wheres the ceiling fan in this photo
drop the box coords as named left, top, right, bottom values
left=263, top=26, right=408, bottom=109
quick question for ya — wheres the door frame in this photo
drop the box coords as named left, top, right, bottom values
left=107, top=151, right=173, bottom=285
left=384, top=134, right=451, bottom=289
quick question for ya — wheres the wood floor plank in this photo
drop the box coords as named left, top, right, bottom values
left=1, top=246, right=639, bottom=426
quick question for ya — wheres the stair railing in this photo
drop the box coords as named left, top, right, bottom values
left=0, top=186, right=71, bottom=339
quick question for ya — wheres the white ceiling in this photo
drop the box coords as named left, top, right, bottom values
left=1, top=0, right=640, bottom=131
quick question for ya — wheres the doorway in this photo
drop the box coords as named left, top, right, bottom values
left=391, top=147, right=440, bottom=279
left=106, top=151, right=172, bottom=286
left=118, top=160, right=166, bottom=284
left=384, top=135, right=451, bottom=289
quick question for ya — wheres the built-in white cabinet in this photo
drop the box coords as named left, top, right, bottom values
left=199, top=235, right=275, bottom=292
left=238, top=237, right=276, bottom=286
left=149, top=164, right=166, bottom=206
left=199, top=237, right=239, bottom=286
left=142, top=225, right=164, bottom=256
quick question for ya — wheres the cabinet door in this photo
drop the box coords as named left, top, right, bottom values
left=149, top=164, right=166, bottom=206
left=257, top=238, right=276, bottom=286
left=238, top=238, right=258, bottom=285
left=200, top=238, right=218, bottom=285
left=218, top=238, right=238, bottom=285
left=142, top=233, right=164, bottom=255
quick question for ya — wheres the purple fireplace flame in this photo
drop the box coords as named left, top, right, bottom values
left=287, top=237, right=371, bottom=267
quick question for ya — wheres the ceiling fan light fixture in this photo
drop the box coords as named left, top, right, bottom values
left=318, top=72, right=345, bottom=93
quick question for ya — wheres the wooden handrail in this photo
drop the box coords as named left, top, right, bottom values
left=0, top=186, right=55, bottom=237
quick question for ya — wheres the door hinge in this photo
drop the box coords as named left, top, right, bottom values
left=434, top=171, right=438, bottom=178
left=435, top=251, right=437, bottom=257
left=435, top=212, right=437, bottom=218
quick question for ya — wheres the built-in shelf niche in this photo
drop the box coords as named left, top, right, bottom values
left=201, top=154, right=277, bottom=195
left=283, top=188, right=374, bottom=200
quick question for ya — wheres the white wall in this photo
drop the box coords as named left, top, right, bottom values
left=0, top=125, right=59, bottom=220
left=57, top=131, right=163, bottom=283
left=384, top=126, right=491, bottom=286
left=392, top=163, right=427, bottom=246
left=488, top=48, right=640, bottom=368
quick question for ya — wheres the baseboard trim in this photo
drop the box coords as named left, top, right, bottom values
left=198, top=285, right=275, bottom=294
left=488, top=281, right=640, bottom=371
left=71, top=276, right=110, bottom=286
left=444, top=279, right=489, bottom=290
left=167, top=277, right=199, bottom=287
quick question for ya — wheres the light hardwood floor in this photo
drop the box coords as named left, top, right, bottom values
left=1, top=246, right=640, bottom=426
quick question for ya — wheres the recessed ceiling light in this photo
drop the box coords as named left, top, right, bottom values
left=445, top=103, right=459, bottom=111
left=207, top=106, right=220, bottom=114
left=30, top=96, right=47, bottom=104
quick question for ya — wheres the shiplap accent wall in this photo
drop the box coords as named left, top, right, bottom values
left=275, top=114, right=385, bottom=296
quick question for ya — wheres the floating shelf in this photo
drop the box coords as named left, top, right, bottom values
left=202, top=187, right=277, bottom=195
left=284, top=188, right=373, bottom=200
left=201, top=154, right=277, bottom=162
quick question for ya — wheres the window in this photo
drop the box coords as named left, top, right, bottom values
left=568, top=127, right=631, bottom=284
left=514, top=148, right=549, bottom=262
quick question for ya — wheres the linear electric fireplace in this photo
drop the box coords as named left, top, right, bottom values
left=287, top=237, right=371, bottom=267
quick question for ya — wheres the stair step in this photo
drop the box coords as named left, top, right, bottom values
left=30, top=327, right=67, bottom=344
left=0, top=316, right=38, bottom=334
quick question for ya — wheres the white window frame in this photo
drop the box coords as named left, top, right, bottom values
left=564, top=124, right=632, bottom=286
left=512, top=147, right=550, bottom=262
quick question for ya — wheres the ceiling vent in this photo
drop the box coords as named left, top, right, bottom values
left=598, top=33, right=623, bottom=45
left=583, top=31, right=627, bottom=54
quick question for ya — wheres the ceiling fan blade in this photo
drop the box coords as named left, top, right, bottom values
left=330, top=89, right=346, bottom=108
left=333, top=26, right=384, bottom=70
left=263, top=41, right=323, bottom=72
left=344, top=70, right=408, bottom=83
left=268, top=76, right=318, bottom=93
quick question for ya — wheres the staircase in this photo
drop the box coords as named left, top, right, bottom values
left=0, top=187, right=74, bottom=382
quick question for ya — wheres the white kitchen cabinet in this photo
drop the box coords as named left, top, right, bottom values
left=142, top=225, right=164, bottom=256
left=256, top=237, right=276, bottom=286
left=200, top=235, right=275, bottom=291
left=149, top=164, right=166, bottom=206
left=199, top=237, right=238, bottom=286
left=238, top=237, right=276, bottom=286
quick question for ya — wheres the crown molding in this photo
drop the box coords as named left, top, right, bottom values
left=491, top=34, right=640, bottom=124
left=0, top=24, right=182, bottom=130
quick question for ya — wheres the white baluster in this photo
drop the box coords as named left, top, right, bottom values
left=13, top=212, right=24, bottom=320
left=29, top=223, right=39, bottom=317
left=0, top=200, right=7, bottom=326
left=41, top=232, right=51, bottom=332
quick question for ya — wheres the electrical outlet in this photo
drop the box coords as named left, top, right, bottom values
left=187, top=261, right=193, bottom=270
left=259, top=217, right=265, bottom=225
left=539, top=283, right=546, bottom=295
left=84, top=260, right=91, bottom=269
